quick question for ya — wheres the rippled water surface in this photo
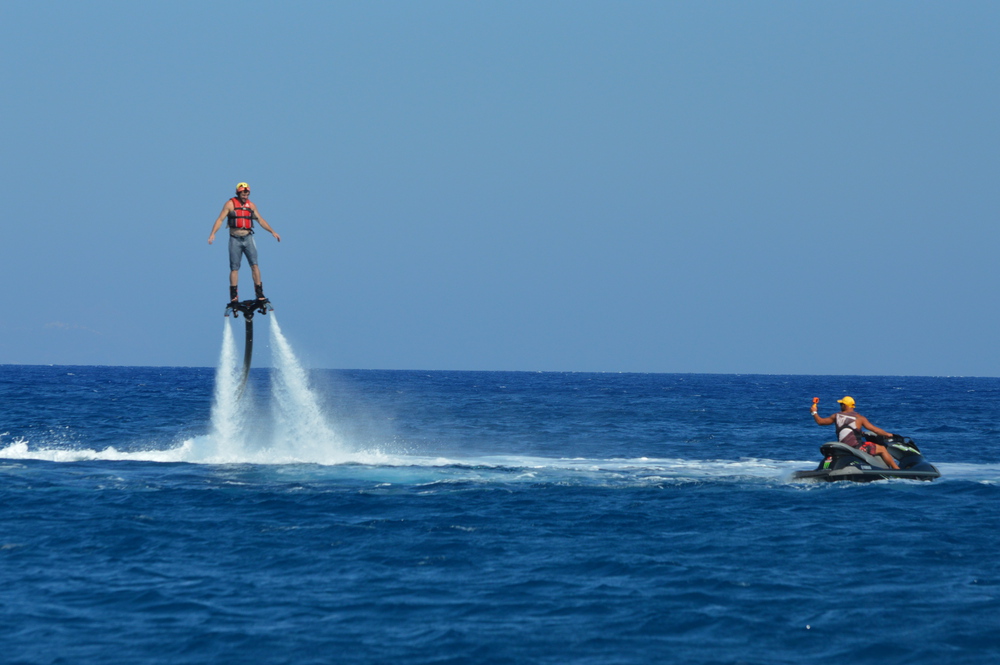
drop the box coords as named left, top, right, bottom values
left=1, top=360, right=998, bottom=664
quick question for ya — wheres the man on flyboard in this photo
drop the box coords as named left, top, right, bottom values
left=811, top=395, right=900, bottom=470
left=208, top=182, right=281, bottom=302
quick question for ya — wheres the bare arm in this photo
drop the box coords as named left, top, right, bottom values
left=250, top=204, right=280, bottom=242
left=208, top=201, right=235, bottom=244
left=856, top=414, right=892, bottom=438
left=812, top=412, right=835, bottom=426
left=810, top=399, right=835, bottom=425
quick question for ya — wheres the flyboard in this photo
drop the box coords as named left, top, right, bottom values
left=224, top=298, right=274, bottom=397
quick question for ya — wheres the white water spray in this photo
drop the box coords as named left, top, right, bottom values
left=207, top=320, right=245, bottom=461
left=268, top=314, right=346, bottom=461
left=0, top=315, right=360, bottom=465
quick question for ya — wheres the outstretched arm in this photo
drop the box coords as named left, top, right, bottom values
left=857, top=414, right=892, bottom=438
left=251, top=205, right=281, bottom=242
left=208, top=201, right=234, bottom=244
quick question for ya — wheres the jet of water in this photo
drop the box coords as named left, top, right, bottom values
left=207, top=319, right=247, bottom=460
left=268, top=313, right=347, bottom=461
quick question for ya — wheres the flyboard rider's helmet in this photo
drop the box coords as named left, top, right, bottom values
left=236, top=182, right=250, bottom=193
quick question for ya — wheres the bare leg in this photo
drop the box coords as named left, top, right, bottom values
left=230, top=270, right=239, bottom=287
left=875, top=444, right=900, bottom=470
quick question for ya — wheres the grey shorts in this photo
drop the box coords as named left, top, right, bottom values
left=229, top=233, right=259, bottom=271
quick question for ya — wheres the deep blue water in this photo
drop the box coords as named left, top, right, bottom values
left=1, top=364, right=999, bottom=664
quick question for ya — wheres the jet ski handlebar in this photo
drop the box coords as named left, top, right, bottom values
left=864, top=431, right=920, bottom=450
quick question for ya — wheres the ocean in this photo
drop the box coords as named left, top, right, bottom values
left=1, top=315, right=998, bottom=664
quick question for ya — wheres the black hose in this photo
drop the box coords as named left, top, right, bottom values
left=224, top=299, right=271, bottom=401
left=237, top=316, right=254, bottom=399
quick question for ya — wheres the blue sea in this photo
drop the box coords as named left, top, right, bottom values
left=2, top=318, right=999, bottom=664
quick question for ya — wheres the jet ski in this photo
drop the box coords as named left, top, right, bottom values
left=793, top=433, right=940, bottom=482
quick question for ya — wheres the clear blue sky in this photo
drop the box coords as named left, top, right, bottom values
left=2, top=1, right=998, bottom=375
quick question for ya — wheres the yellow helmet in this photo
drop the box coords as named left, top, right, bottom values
left=235, top=182, right=250, bottom=192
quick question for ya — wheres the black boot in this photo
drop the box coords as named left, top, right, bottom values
left=255, top=283, right=266, bottom=300
left=230, top=285, right=238, bottom=302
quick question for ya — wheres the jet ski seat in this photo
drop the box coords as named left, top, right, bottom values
left=819, top=442, right=889, bottom=469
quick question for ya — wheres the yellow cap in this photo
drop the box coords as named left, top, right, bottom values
left=837, top=396, right=855, bottom=408
left=236, top=182, right=250, bottom=192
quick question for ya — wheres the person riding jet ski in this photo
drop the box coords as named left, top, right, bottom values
left=810, top=396, right=900, bottom=470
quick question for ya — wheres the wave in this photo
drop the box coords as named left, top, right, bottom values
left=1, top=435, right=997, bottom=487
left=0, top=434, right=386, bottom=465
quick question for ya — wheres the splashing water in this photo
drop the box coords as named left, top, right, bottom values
left=0, top=315, right=378, bottom=465
left=267, top=313, right=347, bottom=462
left=183, top=313, right=362, bottom=464
left=189, top=313, right=349, bottom=463
left=207, top=319, right=245, bottom=460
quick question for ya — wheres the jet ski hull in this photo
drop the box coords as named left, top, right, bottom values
left=793, top=437, right=940, bottom=482
left=793, top=466, right=940, bottom=482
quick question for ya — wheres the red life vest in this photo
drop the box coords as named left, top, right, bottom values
left=227, top=197, right=255, bottom=230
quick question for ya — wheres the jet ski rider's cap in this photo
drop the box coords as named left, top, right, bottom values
left=837, top=396, right=856, bottom=408
left=236, top=182, right=250, bottom=192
